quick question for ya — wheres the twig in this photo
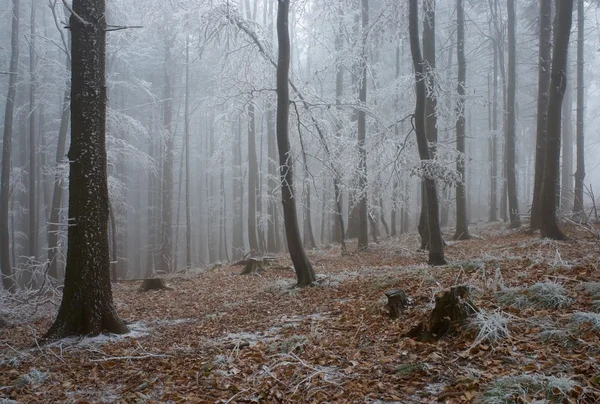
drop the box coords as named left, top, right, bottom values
left=61, top=0, right=89, bottom=26
left=90, top=353, right=170, bottom=362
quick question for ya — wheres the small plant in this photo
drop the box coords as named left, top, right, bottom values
left=495, top=287, right=529, bottom=308
left=571, top=312, right=600, bottom=331
left=15, top=368, right=49, bottom=388
left=538, top=329, right=572, bottom=347
left=479, top=373, right=583, bottom=403
left=469, top=309, right=511, bottom=346
left=527, top=282, right=572, bottom=309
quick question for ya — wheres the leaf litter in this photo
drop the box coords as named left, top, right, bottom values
left=1, top=222, right=600, bottom=403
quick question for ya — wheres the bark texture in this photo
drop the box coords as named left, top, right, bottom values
left=540, top=0, right=573, bottom=240
left=44, top=0, right=129, bottom=340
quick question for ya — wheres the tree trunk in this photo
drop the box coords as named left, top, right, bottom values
left=247, top=102, right=260, bottom=254
left=540, top=0, right=573, bottom=240
left=530, top=0, right=552, bottom=232
left=43, top=0, right=129, bottom=339
left=419, top=0, right=439, bottom=250
left=160, top=37, right=174, bottom=273
left=0, top=0, right=19, bottom=291
left=185, top=35, right=192, bottom=269
left=408, top=0, right=446, bottom=266
left=490, top=36, right=498, bottom=222
left=28, top=0, right=37, bottom=263
left=276, top=0, right=315, bottom=287
left=573, top=0, right=585, bottom=220
left=453, top=0, right=470, bottom=241
left=356, top=0, right=369, bottom=250
left=561, top=63, right=574, bottom=209
left=506, top=0, right=521, bottom=228
left=232, top=118, right=244, bottom=260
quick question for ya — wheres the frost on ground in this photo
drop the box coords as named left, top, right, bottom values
left=495, top=281, right=572, bottom=309
left=571, top=312, right=600, bottom=331
left=480, top=373, right=583, bottom=403
left=469, top=309, right=511, bottom=346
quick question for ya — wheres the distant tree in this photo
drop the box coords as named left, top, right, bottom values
left=357, top=0, right=369, bottom=250
left=0, top=0, right=20, bottom=291
left=573, top=0, right=585, bottom=220
left=276, top=0, right=315, bottom=287
left=530, top=0, right=552, bottom=232
left=44, top=0, right=129, bottom=339
left=540, top=0, right=574, bottom=240
left=506, top=0, right=521, bottom=228
left=453, top=0, right=470, bottom=241
left=408, top=0, right=446, bottom=266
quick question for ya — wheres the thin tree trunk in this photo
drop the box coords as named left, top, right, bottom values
left=419, top=0, right=439, bottom=250
left=408, top=0, right=446, bottom=266
left=276, top=0, right=315, bottom=287
left=540, top=0, right=573, bottom=240
left=573, top=0, right=585, bottom=220
left=28, top=0, right=37, bottom=263
left=454, top=0, right=470, bottom=240
left=232, top=118, right=244, bottom=260
left=356, top=0, right=369, bottom=250
left=490, top=37, right=498, bottom=222
left=506, top=0, right=521, bottom=227
left=160, top=37, right=174, bottom=273
left=530, top=0, right=552, bottom=231
left=185, top=35, right=192, bottom=268
left=247, top=102, right=259, bottom=254
left=1, top=0, right=20, bottom=291
left=561, top=64, right=574, bottom=209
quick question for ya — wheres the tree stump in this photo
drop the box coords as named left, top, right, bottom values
left=406, top=285, right=478, bottom=342
left=385, top=289, right=409, bottom=319
left=240, top=257, right=278, bottom=275
left=138, top=278, right=172, bottom=292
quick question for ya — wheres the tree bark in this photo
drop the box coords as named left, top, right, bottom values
left=247, top=102, right=260, bottom=254
left=506, top=0, right=521, bottom=228
left=530, top=0, right=552, bottom=232
left=185, top=35, right=192, bottom=269
left=232, top=118, right=244, bottom=260
left=453, top=0, right=470, bottom=241
left=276, top=0, right=315, bottom=287
left=408, top=0, right=446, bottom=266
left=540, top=0, right=573, bottom=240
left=356, top=0, right=369, bottom=250
left=418, top=0, right=439, bottom=250
left=0, top=0, right=20, bottom=291
left=28, top=0, right=37, bottom=263
left=159, top=37, right=174, bottom=273
left=490, top=34, right=498, bottom=222
left=44, top=0, right=129, bottom=339
left=561, top=63, right=574, bottom=208
left=573, top=0, right=585, bottom=220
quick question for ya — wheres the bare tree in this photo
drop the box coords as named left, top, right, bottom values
left=357, top=0, right=369, bottom=250
left=506, top=0, right=521, bottom=228
left=453, top=0, right=470, bottom=241
left=408, top=0, right=446, bottom=266
left=44, top=0, right=129, bottom=339
left=573, top=0, right=585, bottom=220
left=540, top=0, right=574, bottom=240
left=0, top=0, right=20, bottom=291
left=276, top=0, right=315, bottom=287
left=530, top=0, right=552, bottom=232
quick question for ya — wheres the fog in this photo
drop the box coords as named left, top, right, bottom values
left=1, top=0, right=599, bottom=284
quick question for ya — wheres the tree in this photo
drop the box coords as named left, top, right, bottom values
left=408, top=0, right=446, bottom=266
left=44, top=0, right=129, bottom=339
left=276, top=0, right=315, bottom=287
left=453, top=0, right=470, bottom=241
left=530, top=0, right=552, bottom=232
left=159, top=35, right=175, bottom=273
left=28, top=0, right=38, bottom=263
left=357, top=0, right=369, bottom=250
left=540, top=0, right=574, bottom=240
left=573, top=0, right=585, bottom=220
left=418, top=0, right=438, bottom=250
left=506, top=0, right=521, bottom=228
left=247, top=101, right=260, bottom=254
left=0, top=0, right=20, bottom=291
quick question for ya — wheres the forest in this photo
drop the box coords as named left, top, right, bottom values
left=1, top=0, right=600, bottom=402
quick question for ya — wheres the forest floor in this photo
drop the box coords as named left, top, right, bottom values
left=1, top=221, right=600, bottom=403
